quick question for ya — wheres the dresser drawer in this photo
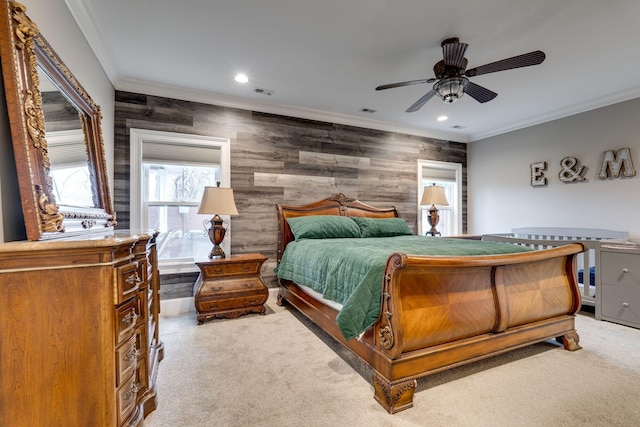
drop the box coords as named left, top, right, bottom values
left=115, top=335, right=138, bottom=387
left=600, top=284, right=640, bottom=326
left=201, top=261, right=260, bottom=277
left=115, top=299, right=140, bottom=345
left=136, top=352, right=150, bottom=395
left=137, top=258, right=149, bottom=288
left=601, top=252, right=640, bottom=287
left=115, top=262, right=143, bottom=305
left=116, top=375, right=138, bottom=426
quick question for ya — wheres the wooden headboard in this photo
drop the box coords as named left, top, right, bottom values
left=275, top=193, right=399, bottom=263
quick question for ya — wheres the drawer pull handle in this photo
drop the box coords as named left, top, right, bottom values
left=240, top=266, right=252, bottom=272
left=126, top=273, right=143, bottom=285
left=124, top=347, right=140, bottom=362
left=623, top=302, right=630, bottom=307
left=124, top=382, right=139, bottom=400
left=212, top=268, right=224, bottom=274
left=622, top=268, right=629, bottom=274
left=123, top=311, right=139, bottom=324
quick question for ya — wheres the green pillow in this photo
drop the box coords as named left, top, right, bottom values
left=351, top=217, right=414, bottom=238
left=287, top=215, right=361, bottom=240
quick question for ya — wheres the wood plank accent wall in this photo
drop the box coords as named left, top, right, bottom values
left=113, top=91, right=467, bottom=296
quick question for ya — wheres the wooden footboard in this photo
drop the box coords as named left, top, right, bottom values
left=276, top=195, right=586, bottom=413
left=376, top=245, right=583, bottom=359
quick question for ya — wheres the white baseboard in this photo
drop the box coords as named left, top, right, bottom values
left=160, top=297, right=195, bottom=317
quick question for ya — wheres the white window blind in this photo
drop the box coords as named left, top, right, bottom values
left=142, top=141, right=221, bottom=164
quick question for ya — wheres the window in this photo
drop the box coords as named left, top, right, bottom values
left=144, top=163, right=219, bottom=262
left=417, top=160, right=462, bottom=236
left=130, top=129, right=231, bottom=273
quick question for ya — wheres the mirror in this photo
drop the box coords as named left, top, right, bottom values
left=0, top=1, right=115, bottom=240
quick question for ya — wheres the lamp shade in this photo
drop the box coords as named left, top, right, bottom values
left=420, top=185, right=449, bottom=207
left=197, top=187, right=239, bottom=215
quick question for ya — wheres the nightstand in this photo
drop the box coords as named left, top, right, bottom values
left=597, top=241, right=640, bottom=328
left=193, top=253, right=269, bottom=324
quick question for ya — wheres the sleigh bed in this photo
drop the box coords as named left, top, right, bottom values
left=275, top=194, right=585, bottom=413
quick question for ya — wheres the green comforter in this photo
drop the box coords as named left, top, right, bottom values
left=275, top=236, right=532, bottom=340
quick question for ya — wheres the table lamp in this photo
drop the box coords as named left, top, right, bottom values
left=197, top=185, right=238, bottom=258
left=420, top=184, right=449, bottom=236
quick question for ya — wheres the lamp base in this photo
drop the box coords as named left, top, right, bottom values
left=207, top=214, right=228, bottom=258
left=209, top=244, right=226, bottom=259
left=426, top=205, right=441, bottom=237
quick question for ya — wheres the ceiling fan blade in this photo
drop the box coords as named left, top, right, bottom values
left=375, top=78, right=434, bottom=91
left=464, top=81, right=497, bottom=103
left=406, top=89, right=437, bottom=112
left=442, top=38, right=469, bottom=69
left=465, top=50, right=546, bottom=77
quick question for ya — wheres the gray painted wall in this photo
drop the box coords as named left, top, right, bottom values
left=468, top=97, right=640, bottom=238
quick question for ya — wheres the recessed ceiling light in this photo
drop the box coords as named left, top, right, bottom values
left=234, top=73, right=249, bottom=83
left=437, top=115, right=448, bottom=122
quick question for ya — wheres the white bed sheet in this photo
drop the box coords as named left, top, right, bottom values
left=298, top=284, right=344, bottom=311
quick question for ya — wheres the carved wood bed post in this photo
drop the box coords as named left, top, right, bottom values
left=372, top=373, right=417, bottom=414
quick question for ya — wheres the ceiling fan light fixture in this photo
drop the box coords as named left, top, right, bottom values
left=434, top=77, right=468, bottom=103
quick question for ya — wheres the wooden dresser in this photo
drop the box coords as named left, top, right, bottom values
left=0, top=232, right=163, bottom=426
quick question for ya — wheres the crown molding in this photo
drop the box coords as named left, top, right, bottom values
left=114, top=78, right=471, bottom=143
left=471, top=86, right=640, bottom=141
left=64, top=0, right=121, bottom=83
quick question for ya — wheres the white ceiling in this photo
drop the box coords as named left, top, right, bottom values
left=65, top=0, right=640, bottom=143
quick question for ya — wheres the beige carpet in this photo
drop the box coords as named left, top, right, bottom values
left=144, top=290, right=640, bottom=427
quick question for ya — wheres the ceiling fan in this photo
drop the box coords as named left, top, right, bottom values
left=375, top=37, right=546, bottom=112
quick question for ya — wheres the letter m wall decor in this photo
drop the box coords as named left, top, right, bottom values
left=598, top=147, right=636, bottom=179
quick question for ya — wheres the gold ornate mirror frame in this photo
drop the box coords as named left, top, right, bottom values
left=0, top=1, right=115, bottom=240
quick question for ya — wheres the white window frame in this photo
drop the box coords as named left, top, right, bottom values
left=417, top=159, right=463, bottom=236
left=130, top=128, right=231, bottom=274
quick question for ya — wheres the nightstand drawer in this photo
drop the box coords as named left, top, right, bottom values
left=601, top=252, right=640, bottom=287
left=197, top=277, right=268, bottom=310
left=600, top=284, right=640, bottom=325
left=201, top=261, right=260, bottom=277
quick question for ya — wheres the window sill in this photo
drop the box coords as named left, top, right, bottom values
left=158, top=259, right=199, bottom=275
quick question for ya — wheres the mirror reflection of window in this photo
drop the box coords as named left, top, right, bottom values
left=47, top=129, right=94, bottom=208
left=50, top=166, right=93, bottom=207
